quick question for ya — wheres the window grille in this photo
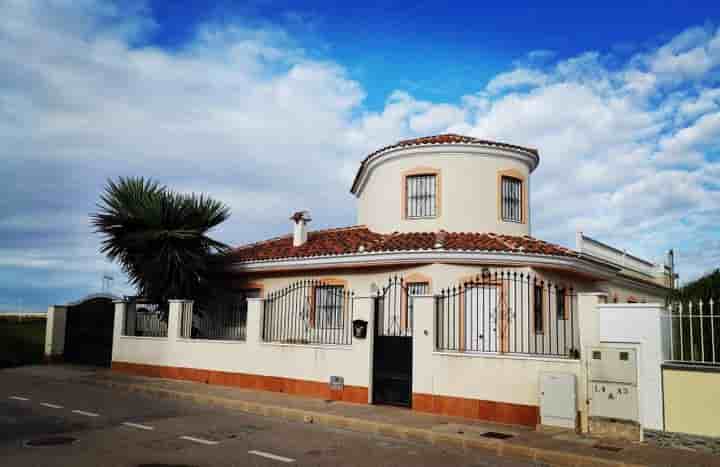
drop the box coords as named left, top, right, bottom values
left=501, top=176, right=522, bottom=222
left=534, top=285, right=544, bottom=333
left=406, top=174, right=437, bottom=218
left=315, top=285, right=344, bottom=329
left=407, top=282, right=429, bottom=325
left=557, top=289, right=566, bottom=320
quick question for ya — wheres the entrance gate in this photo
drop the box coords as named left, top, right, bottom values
left=64, top=295, right=116, bottom=367
left=372, top=277, right=413, bottom=407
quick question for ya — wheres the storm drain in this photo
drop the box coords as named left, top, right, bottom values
left=137, top=464, right=199, bottom=467
left=594, top=444, right=623, bottom=452
left=480, top=431, right=514, bottom=440
left=24, top=436, right=77, bottom=447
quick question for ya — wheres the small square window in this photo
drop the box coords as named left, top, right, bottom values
left=619, top=352, right=629, bottom=361
left=406, top=174, right=437, bottom=218
left=593, top=351, right=602, bottom=360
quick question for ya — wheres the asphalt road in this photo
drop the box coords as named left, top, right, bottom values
left=0, top=367, right=536, bottom=467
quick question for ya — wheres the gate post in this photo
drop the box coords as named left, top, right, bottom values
left=44, top=305, right=67, bottom=361
left=411, top=295, right=435, bottom=410
left=354, top=295, right=375, bottom=403
left=577, top=292, right=607, bottom=433
left=246, top=297, right=264, bottom=346
left=167, top=300, right=190, bottom=341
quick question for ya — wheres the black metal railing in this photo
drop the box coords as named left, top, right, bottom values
left=375, top=276, right=415, bottom=337
left=435, top=271, right=578, bottom=358
left=124, top=301, right=168, bottom=337
left=263, top=280, right=354, bottom=345
left=180, top=296, right=247, bottom=341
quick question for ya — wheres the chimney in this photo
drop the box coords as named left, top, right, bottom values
left=290, top=211, right=311, bottom=247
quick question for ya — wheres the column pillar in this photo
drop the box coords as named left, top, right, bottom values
left=411, top=295, right=435, bottom=408
left=44, top=305, right=67, bottom=360
left=577, top=292, right=607, bottom=433
left=246, top=297, right=264, bottom=346
left=353, top=296, right=374, bottom=402
left=167, top=300, right=190, bottom=341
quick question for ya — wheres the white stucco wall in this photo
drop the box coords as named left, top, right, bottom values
left=112, top=298, right=374, bottom=393
left=355, top=146, right=533, bottom=235
left=597, top=303, right=666, bottom=431
left=413, top=295, right=582, bottom=410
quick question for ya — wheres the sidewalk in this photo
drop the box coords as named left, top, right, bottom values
left=75, top=368, right=717, bottom=467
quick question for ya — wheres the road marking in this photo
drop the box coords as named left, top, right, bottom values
left=249, top=450, right=295, bottom=463
left=71, top=410, right=100, bottom=417
left=179, top=436, right=219, bottom=446
left=40, top=402, right=63, bottom=409
left=122, top=422, right=155, bottom=431
left=9, top=396, right=29, bottom=401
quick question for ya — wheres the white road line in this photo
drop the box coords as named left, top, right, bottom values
left=179, top=436, right=219, bottom=446
left=122, top=422, right=155, bottom=431
left=8, top=396, right=29, bottom=401
left=39, top=402, right=63, bottom=409
left=249, top=450, right=295, bottom=463
left=71, top=410, right=100, bottom=417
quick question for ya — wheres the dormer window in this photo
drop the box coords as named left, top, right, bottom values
left=405, top=173, right=438, bottom=218
left=501, top=175, right=523, bottom=223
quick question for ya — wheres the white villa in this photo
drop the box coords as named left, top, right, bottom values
left=109, top=134, right=675, bottom=431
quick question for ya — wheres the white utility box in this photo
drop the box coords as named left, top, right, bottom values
left=589, top=347, right=639, bottom=422
left=539, top=372, right=577, bottom=429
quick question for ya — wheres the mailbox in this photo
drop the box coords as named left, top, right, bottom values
left=352, top=319, right=368, bottom=339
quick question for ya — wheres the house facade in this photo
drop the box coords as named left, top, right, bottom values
left=230, top=134, right=671, bottom=305
left=112, top=134, right=674, bottom=431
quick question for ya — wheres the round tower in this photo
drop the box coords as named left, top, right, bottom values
left=351, top=134, right=539, bottom=235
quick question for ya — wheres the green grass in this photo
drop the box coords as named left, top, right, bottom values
left=0, top=317, right=46, bottom=368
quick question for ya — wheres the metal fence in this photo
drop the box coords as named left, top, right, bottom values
left=180, top=296, right=247, bottom=341
left=435, top=271, right=579, bottom=358
left=666, top=299, right=719, bottom=365
left=263, top=280, right=354, bottom=345
left=124, top=301, right=168, bottom=337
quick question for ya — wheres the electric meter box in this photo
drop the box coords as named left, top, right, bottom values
left=589, top=347, right=639, bottom=423
left=589, top=381, right=639, bottom=421
left=589, top=347, right=637, bottom=385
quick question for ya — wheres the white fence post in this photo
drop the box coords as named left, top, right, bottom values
left=167, top=300, right=188, bottom=341
left=354, top=296, right=374, bottom=403
left=576, top=292, right=607, bottom=433
left=111, top=300, right=127, bottom=364
left=246, top=298, right=264, bottom=346
left=44, top=305, right=67, bottom=360
left=411, top=295, right=435, bottom=405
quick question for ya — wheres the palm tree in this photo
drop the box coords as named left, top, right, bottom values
left=91, top=177, right=231, bottom=305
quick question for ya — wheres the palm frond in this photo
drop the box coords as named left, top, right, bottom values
left=91, top=176, right=232, bottom=303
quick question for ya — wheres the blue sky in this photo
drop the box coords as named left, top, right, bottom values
left=1, top=0, right=719, bottom=310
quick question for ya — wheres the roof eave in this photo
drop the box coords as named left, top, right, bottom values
left=229, top=249, right=618, bottom=278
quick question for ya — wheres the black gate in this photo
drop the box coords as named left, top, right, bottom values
left=372, top=277, right=413, bottom=407
left=64, top=296, right=115, bottom=367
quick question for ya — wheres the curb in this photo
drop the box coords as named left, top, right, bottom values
left=89, top=378, right=644, bottom=467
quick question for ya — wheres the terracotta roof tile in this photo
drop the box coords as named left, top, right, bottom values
left=231, top=226, right=577, bottom=262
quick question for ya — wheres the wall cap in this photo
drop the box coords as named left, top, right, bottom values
left=432, top=351, right=582, bottom=364
left=168, top=299, right=194, bottom=304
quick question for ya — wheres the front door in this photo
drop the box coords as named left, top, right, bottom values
left=372, top=277, right=412, bottom=407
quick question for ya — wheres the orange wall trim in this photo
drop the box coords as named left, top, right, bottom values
left=111, top=361, right=368, bottom=404
left=412, top=393, right=539, bottom=427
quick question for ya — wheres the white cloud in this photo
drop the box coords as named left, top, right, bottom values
left=1, top=1, right=719, bottom=309
left=485, top=68, right=548, bottom=94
